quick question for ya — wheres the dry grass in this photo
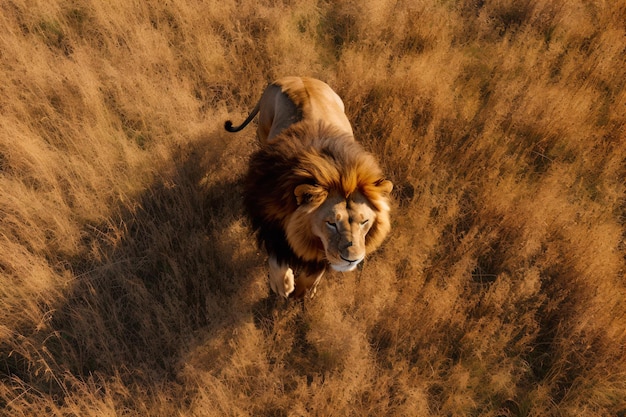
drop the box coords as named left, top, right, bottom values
left=1, top=0, right=625, bottom=415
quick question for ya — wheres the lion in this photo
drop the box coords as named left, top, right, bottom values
left=225, top=76, right=393, bottom=298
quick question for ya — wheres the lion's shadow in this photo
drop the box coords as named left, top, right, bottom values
left=45, top=136, right=264, bottom=390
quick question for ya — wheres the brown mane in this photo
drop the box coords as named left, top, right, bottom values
left=244, top=121, right=391, bottom=268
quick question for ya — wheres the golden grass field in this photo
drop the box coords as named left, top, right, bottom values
left=1, top=0, right=625, bottom=415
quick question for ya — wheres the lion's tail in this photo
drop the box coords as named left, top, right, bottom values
left=224, top=100, right=261, bottom=133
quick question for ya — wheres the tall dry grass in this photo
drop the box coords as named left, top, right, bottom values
left=1, top=0, right=625, bottom=416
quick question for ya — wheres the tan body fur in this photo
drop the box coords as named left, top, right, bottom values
left=226, top=77, right=392, bottom=298
left=257, top=77, right=353, bottom=143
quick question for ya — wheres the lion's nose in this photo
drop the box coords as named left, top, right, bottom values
left=341, top=241, right=353, bottom=250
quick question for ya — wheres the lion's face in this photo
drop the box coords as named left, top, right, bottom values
left=292, top=189, right=374, bottom=271
left=285, top=179, right=392, bottom=271
left=311, top=191, right=376, bottom=271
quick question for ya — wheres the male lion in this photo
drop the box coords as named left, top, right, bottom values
left=225, top=76, right=393, bottom=298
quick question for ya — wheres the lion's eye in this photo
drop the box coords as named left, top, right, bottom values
left=326, top=221, right=337, bottom=230
left=361, top=219, right=370, bottom=226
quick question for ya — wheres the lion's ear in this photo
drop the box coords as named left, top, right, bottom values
left=294, top=184, right=328, bottom=206
left=375, top=179, right=393, bottom=195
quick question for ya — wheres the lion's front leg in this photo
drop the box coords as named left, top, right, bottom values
left=293, top=269, right=326, bottom=299
left=268, top=255, right=295, bottom=298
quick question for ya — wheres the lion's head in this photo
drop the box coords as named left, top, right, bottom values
left=245, top=122, right=393, bottom=272
left=289, top=185, right=392, bottom=271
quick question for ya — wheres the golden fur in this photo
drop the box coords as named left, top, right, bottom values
left=225, top=76, right=353, bottom=143
left=227, top=77, right=392, bottom=298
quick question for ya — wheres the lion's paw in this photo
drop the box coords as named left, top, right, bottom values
left=282, top=268, right=295, bottom=298
left=268, top=257, right=295, bottom=298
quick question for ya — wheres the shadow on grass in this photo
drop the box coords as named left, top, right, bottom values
left=35, top=134, right=263, bottom=400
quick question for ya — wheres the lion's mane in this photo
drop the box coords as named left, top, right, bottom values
left=244, top=121, right=391, bottom=273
